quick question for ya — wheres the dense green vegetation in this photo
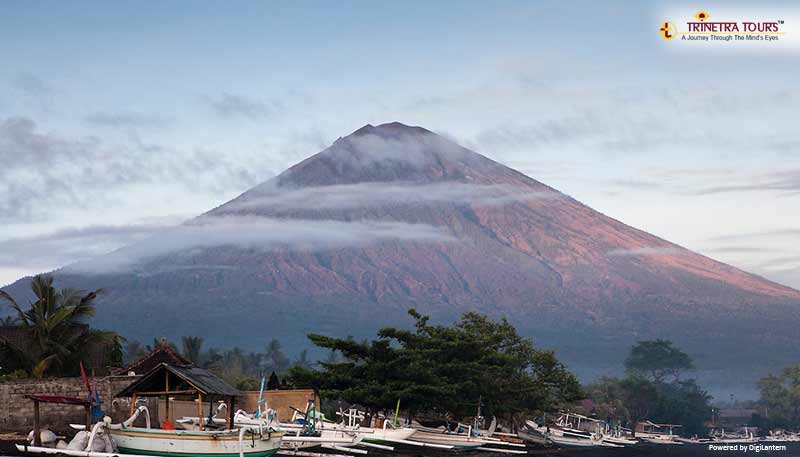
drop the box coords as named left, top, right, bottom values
left=0, top=275, right=122, bottom=378
left=750, top=365, right=800, bottom=430
left=287, top=309, right=582, bottom=420
left=584, top=340, right=712, bottom=435
left=123, top=335, right=308, bottom=390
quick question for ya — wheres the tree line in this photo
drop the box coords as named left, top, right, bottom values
left=123, top=336, right=320, bottom=390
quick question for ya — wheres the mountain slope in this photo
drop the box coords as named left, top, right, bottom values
left=4, top=122, right=799, bottom=393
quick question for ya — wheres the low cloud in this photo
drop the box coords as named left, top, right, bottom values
left=66, top=215, right=453, bottom=274
left=227, top=182, right=560, bottom=213
left=207, top=93, right=284, bottom=119
left=0, top=218, right=183, bottom=270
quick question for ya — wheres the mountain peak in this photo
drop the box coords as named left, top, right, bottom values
left=350, top=122, right=434, bottom=138
left=260, top=121, right=525, bottom=190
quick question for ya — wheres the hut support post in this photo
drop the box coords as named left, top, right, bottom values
left=197, top=393, right=203, bottom=431
left=225, top=399, right=232, bottom=430
left=85, top=404, right=91, bottom=429
left=228, top=398, right=236, bottom=430
left=33, top=399, right=41, bottom=446
left=164, top=371, right=170, bottom=422
left=130, top=393, right=137, bottom=417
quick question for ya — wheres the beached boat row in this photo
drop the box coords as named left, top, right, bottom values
left=15, top=362, right=527, bottom=457
left=14, top=362, right=799, bottom=457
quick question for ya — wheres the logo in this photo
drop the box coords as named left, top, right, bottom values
left=659, top=10, right=785, bottom=44
left=659, top=21, right=677, bottom=40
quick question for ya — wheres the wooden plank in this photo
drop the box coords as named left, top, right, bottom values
left=197, top=393, right=203, bottom=432
left=132, top=390, right=197, bottom=396
left=33, top=400, right=41, bottom=446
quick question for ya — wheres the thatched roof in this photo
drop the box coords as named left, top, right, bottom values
left=116, top=363, right=241, bottom=400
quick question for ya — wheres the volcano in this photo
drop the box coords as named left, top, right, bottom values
left=4, top=122, right=799, bottom=393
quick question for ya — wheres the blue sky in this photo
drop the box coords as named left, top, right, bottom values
left=1, top=0, right=799, bottom=288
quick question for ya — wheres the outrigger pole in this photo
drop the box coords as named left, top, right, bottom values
left=255, top=376, right=266, bottom=418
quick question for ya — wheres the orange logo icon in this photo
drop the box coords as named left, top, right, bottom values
left=694, top=10, right=710, bottom=21
left=660, top=21, right=677, bottom=40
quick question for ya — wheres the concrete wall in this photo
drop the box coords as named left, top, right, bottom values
left=242, top=389, right=318, bottom=421
left=0, top=376, right=139, bottom=434
left=160, top=390, right=318, bottom=424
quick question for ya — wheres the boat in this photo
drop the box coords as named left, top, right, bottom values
left=763, top=430, right=800, bottom=442
left=109, top=363, right=284, bottom=457
left=17, top=363, right=284, bottom=457
left=407, top=428, right=489, bottom=450
left=525, top=415, right=621, bottom=448
left=635, top=421, right=683, bottom=445
left=709, top=427, right=759, bottom=444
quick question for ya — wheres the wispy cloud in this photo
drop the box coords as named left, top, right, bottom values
left=607, top=246, right=685, bottom=257
left=84, top=112, right=175, bottom=129
left=12, top=72, right=55, bottom=111
left=690, top=169, right=800, bottom=196
left=704, top=246, right=779, bottom=254
left=710, top=229, right=800, bottom=242
left=66, top=215, right=452, bottom=274
left=0, top=116, right=277, bottom=223
left=207, top=93, right=284, bottom=119
left=0, top=218, right=184, bottom=270
left=226, top=182, right=560, bottom=214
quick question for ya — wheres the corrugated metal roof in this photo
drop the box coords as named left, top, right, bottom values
left=116, top=363, right=242, bottom=399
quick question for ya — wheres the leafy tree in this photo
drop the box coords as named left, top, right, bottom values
left=585, top=377, right=630, bottom=423
left=585, top=341, right=711, bottom=436
left=756, top=365, right=800, bottom=428
left=625, top=339, right=694, bottom=383
left=618, top=376, right=659, bottom=426
left=0, top=275, right=120, bottom=377
left=323, top=349, right=340, bottom=364
left=652, top=379, right=712, bottom=435
left=289, top=309, right=581, bottom=419
left=181, top=336, right=204, bottom=365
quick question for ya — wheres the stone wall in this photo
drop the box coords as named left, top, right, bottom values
left=0, top=378, right=315, bottom=434
left=0, top=375, right=139, bottom=434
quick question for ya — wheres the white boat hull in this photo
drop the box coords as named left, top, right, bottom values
left=109, top=427, right=283, bottom=457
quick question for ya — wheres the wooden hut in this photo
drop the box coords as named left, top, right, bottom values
left=115, top=363, right=242, bottom=430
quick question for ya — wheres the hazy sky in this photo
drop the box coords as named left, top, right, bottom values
left=1, top=1, right=799, bottom=289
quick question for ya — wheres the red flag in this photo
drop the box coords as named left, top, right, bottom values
left=79, top=362, right=92, bottom=395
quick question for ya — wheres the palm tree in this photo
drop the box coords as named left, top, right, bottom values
left=123, top=340, right=147, bottom=364
left=0, top=274, right=118, bottom=377
left=264, top=339, right=290, bottom=374
left=293, top=349, right=312, bottom=370
left=181, top=336, right=204, bottom=365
